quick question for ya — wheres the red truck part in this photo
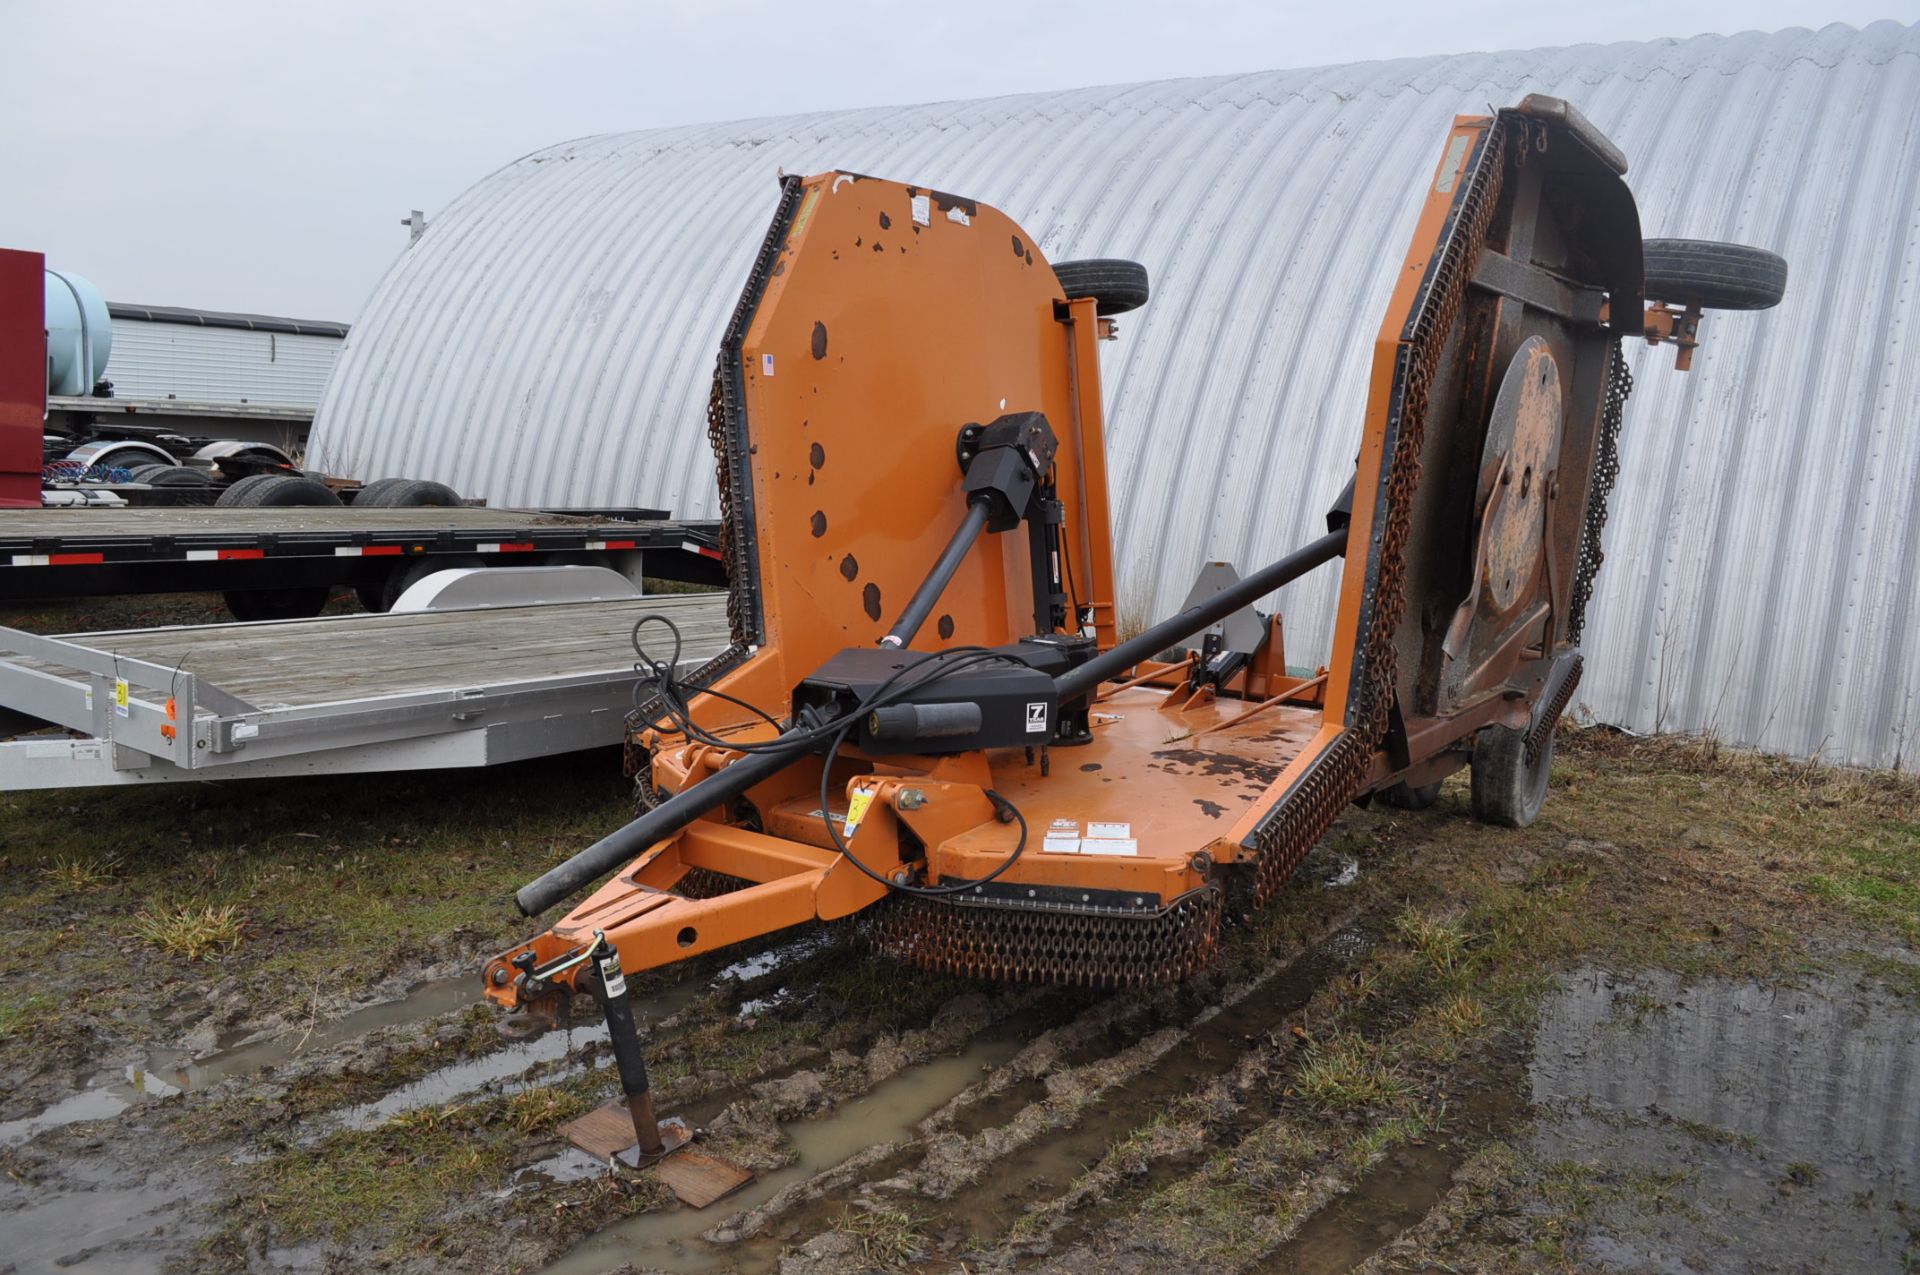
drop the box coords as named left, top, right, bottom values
left=0, top=249, right=46, bottom=509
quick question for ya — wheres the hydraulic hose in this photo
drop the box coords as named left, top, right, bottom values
left=880, top=498, right=992, bottom=648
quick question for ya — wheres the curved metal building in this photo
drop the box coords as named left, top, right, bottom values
left=310, top=22, right=1920, bottom=770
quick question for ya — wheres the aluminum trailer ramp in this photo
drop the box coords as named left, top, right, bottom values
left=0, top=592, right=728, bottom=789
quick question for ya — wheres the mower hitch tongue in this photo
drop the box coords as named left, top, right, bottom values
left=482, top=94, right=1784, bottom=1181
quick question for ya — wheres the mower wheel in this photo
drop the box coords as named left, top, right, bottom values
left=1053, top=258, right=1151, bottom=315
left=1643, top=239, right=1787, bottom=311
left=1470, top=723, right=1553, bottom=828
left=1379, top=780, right=1443, bottom=811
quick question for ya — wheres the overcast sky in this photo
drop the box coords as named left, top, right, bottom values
left=1, top=1, right=1902, bottom=320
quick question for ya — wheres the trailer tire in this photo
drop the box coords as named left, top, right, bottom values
left=215, top=476, right=342, bottom=620
left=1379, top=780, right=1442, bottom=811
left=218, top=475, right=344, bottom=508
left=223, top=587, right=333, bottom=622
left=137, top=465, right=217, bottom=507
left=214, top=473, right=283, bottom=506
left=356, top=478, right=461, bottom=508
left=1052, top=258, right=1151, bottom=315
left=1642, top=239, right=1787, bottom=311
left=1469, top=724, right=1553, bottom=828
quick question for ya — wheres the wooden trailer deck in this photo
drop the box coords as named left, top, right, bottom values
left=0, top=592, right=731, bottom=788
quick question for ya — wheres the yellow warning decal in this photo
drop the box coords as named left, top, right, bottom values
left=843, top=785, right=877, bottom=841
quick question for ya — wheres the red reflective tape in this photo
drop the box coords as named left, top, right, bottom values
left=604, top=539, right=637, bottom=550
left=497, top=542, right=536, bottom=552
left=49, top=553, right=105, bottom=565
left=363, top=545, right=404, bottom=556
left=698, top=546, right=722, bottom=559
left=217, top=548, right=266, bottom=560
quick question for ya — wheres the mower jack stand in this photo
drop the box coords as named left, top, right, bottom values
left=559, top=933, right=753, bottom=1207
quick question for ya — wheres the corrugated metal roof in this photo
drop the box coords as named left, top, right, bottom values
left=107, top=303, right=350, bottom=338
left=309, top=21, right=1920, bottom=771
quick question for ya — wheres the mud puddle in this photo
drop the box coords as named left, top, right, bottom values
left=0, top=977, right=478, bottom=1147
left=538, top=1035, right=1024, bottom=1275
left=330, top=1023, right=609, bottom=1132
left=1254, top=1068, right=1525, bottom=1273
left=147, top=976, right=477, bottom=1091
left=918, top=925, right=1374, bottom=1248
left=1527, top=964, right=1920, bottom=1272
left=0, top=1152, right=213, bottom=1274
left=323, top=977, right=713, bottom=1134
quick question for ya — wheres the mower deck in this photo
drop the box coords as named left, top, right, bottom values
left=947, top=687, right=1322, bottom=868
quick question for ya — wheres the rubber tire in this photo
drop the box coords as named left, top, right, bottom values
left=351, top=477, right=409, bottom=506
left=224, top=588, right=333, bottom=622
left=1643, top=239, right=1787, bottom=311
left=1469, top=725, right=1553, bottom=828
left=1379, top=780, right=1443, bottom=811
left=128, top=463, right=174, bottom=483
left=214, top=473, right=284, bottom=507
left=217, top=474, right=344, bottom=508
left=137, top=465, right=216, bottom=507
left=356, top=478, right=460, bottom=508
left=216, top=475, right=342, bottom=620
left=1053, top=258, right=1151, bottom=316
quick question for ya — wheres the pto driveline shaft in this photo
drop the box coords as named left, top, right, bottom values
left=514, top=742, right=799, bottom=915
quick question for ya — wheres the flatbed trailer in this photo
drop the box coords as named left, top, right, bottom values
left=0, top=590, right=728, bottom=788
left=0, top=506, right=724, bottom=601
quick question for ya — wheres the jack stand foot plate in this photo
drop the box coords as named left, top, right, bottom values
left=560, top=1102, right=754, bottom=1208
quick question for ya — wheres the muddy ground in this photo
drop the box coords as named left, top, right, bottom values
left=2, top=595, right=1917, bottom=1274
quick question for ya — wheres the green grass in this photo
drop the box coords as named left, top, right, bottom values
left=0, top=992, right=55, bottom=1042
left=1294, top=1032, right=1412, bottom=1110
left=832, top=1206, right=929, bottom=1269
left=1809, top=821, right=1920, bottom=941
left=0, top=750, right=637, bottom=1072
left=41, top=853, right=120, bottom=892
left=132, top=902, right=246, bottom=960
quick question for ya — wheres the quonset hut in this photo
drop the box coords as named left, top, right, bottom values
left=309, top=23, right=1920, bottom=770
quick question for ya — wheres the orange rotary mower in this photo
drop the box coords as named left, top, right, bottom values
left=485, top=96, right=1784, bottom=1171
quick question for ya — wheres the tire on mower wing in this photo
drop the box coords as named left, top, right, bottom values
left=1469, top=724, right=1553, bottom=828
left=218, top=474, right=342, bottom=621
left=1642, top=239, right=1787, bottom=311
left=1053, top=258, right=1151, bottom=316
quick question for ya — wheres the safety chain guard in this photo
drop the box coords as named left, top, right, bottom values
left=1525, top=654, right=1583, bottom=766
left=1569, top=342, right=1633, bottom=644
left=1244, top=116, right=1511, bottom=907
left=871, top=885, right=1224, bottom=988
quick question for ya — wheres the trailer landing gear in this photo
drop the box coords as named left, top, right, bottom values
left=555, top=933, right=753, bottom=1207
